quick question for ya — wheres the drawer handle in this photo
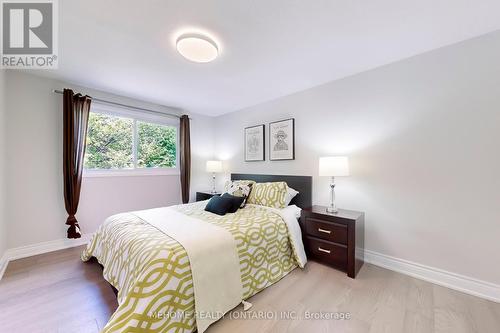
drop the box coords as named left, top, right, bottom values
left=318, top=247, right=331, bottom=254
left=318, top=228, right=331, bottom=234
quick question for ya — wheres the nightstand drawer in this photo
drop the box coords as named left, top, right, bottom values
left=307, top=236, right=347, bottom=269
left=305, top=217, right=347, bottom=244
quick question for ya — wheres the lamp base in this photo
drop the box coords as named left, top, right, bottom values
left=211, top=173, right=217, bottom=194
left=327, top=176, right=338, bottom=213
left=326, top=206, right=338, bottom=214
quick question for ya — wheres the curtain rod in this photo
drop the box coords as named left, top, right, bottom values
left=53, top=89, right=184, bottom=119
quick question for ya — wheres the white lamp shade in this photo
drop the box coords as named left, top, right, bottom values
left=206, top=160, right=223, bottom=173
left=319, top=156, right=350, bottom=177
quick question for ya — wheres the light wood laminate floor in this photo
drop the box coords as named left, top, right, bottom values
left=0, top=246, right=499, bottom=333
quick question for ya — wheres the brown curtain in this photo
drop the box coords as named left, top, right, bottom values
left=180, top=115, right=191, bottom=203
left=63, top=89, right=92, bottom=239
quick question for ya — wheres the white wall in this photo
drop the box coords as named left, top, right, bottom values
left=214, top=31, right=500, bottom=285
left=0, top=70, right=6, bottom=259
left=5, top=71, right=214, bottom=248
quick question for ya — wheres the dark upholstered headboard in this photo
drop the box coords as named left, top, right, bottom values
left=231, top=173, right=312, bottom=209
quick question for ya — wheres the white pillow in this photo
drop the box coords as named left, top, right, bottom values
left=286, top=204, right=302, bottom=218
left=284, top=186, right=299, bottom=206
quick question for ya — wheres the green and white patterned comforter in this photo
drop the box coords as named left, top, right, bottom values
left=82, top=201, right=300, bottom=333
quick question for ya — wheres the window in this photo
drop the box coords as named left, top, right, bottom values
left=84, top=104, right=178, bottom=176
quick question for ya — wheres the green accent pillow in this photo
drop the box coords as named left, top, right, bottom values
left=247, top=181, right=288, bottom=208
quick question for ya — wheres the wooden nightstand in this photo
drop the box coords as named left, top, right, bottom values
left=301, top=205, right=365, bottom=278
left=195, top=191, right=222, bottom=201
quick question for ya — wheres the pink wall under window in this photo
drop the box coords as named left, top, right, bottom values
left=78, top=175, right=181, bottom=234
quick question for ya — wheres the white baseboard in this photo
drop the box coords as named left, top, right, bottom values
left=0, top=234, right=91, bottom=280
left=0, top=252, right=8, bottom=281
left=364, top=249, right=500, bottom=303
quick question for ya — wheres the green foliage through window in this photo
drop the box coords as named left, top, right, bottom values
left=137, top=121, right=177, bottom=168
left=84, top=113, right=133, bottom=169
left=84, top=111, right=177, bottom=170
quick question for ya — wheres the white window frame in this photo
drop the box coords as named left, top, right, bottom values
left=83, top=102, right=180, bottom=178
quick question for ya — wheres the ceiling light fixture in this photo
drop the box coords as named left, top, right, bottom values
left=176, top=33, right=219, bottom=63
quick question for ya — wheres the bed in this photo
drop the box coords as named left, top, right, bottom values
left=82, top=173, right=312, bottom=333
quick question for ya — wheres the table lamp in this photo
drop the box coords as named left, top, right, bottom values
left=319, top=156, right=350, bottom=213
left=206, top=160, right=223, bottom=193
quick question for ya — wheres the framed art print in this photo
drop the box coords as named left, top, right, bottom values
left=269, top=118, right=295, bottom=160
left=245, top=124, right=265, bottom=161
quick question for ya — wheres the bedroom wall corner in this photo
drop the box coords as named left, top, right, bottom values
left=189, top=114, right=217, bottom=202
left=4, top=71, right=216, bottom=250
left=0, top=69, right=7, bottom=272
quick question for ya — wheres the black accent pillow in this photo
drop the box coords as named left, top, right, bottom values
left=221, top=193, right=245, bottom=213
left=204, top=196, right=233, bottom=216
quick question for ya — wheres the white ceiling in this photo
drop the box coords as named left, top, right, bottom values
left=36, top=0, right=500, bottom=116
